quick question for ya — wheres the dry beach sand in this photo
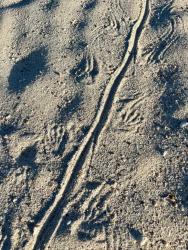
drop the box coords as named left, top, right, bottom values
left=0, top=0, right=188, bottom=249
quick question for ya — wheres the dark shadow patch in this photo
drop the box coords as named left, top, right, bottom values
left=156, top=64, right=186, bottom=130
left=85, top=181, right=101, bottom=190
left=82, top=0, right=97, bottom=11
left=150, top=1, right=174, bottom=30
left=127, top=225, right=143, bottom=241
left=178, top=175, right=188, bottom=208
left=26, top=221, right=35, bottom=233
left=16, top=145, right=37, bottom=166
left=0, top=0, right=35, bottom=11
left=69, top=39, right=88, bottom=53
left=76, top=21, right=87, bottom=31
left=77, top=230, right=94, bottom=241
left=0, top=162, right=12, bottom=183
left=90, top=57, right=99, bottom=79
left=1, top=210, right=13, bottom=250
left=0, top=123, right=17, bottom=136
left=70, top=58, right=87, bottom=82
left=8, top=47, right=47, bottom=93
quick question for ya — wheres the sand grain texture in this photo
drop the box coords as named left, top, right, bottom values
left=0, top=0, right=188, bottom=249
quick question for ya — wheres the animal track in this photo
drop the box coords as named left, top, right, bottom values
left=145, top=19, right=180, bottom=63
left=58, top=181, right=112, bottom=242
left=43, top=124, right=68, bottom=157
left=150, top=1, right=174, bottom=29
left=40, top=180, right=113, bottom=249
left=143, top=2, right=184, bottom=63
left=70, top=52, right=99, bottom=83
left=111, top=224, right=122, bottom=250
left=108, top=11, right=121, bottom=33
left=112, top=0, right=124, bottom=15
left=114, top=94, right=147, bottom=132
left=25, top=1, right=150, bottom=249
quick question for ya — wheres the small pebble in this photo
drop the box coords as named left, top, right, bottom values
left=163, top=150, right=168, bottom=157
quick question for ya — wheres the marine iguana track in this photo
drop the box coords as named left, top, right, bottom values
left=26, top=0, right=150, bottom=249
left=146, top=17, right=180, bottom=63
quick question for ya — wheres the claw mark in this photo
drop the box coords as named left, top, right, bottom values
left=120, top=94, right=147, bottom=126
left=83, top=184, right=111, bottom=221
left=112, top=221, right=122, bottom=250
left=41, top=139, right=97, bottom=249
left=44, top=124, right=68, bottom=156
left=112, top=93, right=148, bottom=133
left=108, top=11, right=121, bottom=32
left=146, top=18, right=180, bottom=63
left=111, top=0, right=124, bottom=14
left=75, top=187, right=112, bottom=243
left=88, top=5, right=123, bottom=47
left=88, top=23, right=107, bottom=47
left=46, top=182, right=111, bottom=249
left=70, top=52, right=99, bottom=83
left=150, top=0, right=174, bottom=29
left=143, top=1, right=184, bottom=63
left=85, top=51, right=99, bottom=80
left=26, top=1, right=150, bottom=249
left=117, top=0, right=124, bottom=13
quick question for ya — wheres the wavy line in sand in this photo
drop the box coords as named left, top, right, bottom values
left=25, top=0, right=150, bottom=249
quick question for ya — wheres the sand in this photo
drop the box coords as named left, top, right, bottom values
left=0, top=0, right=188, bottom=249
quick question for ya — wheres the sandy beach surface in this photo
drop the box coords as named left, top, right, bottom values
left=0, top=0, right=188, bottom=249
